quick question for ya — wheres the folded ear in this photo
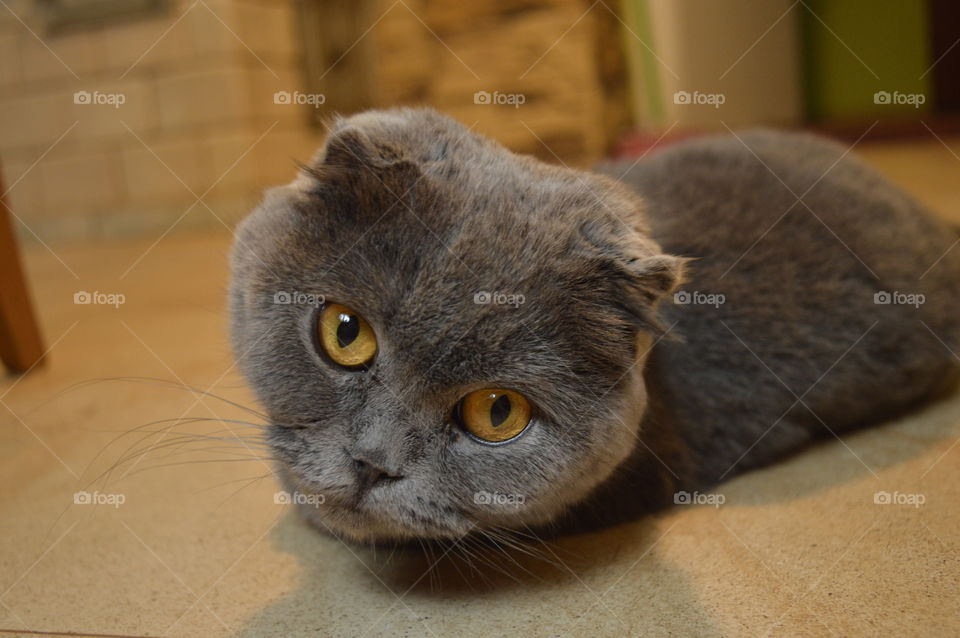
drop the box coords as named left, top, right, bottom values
left=294, top=125, right=421, bottom=205
left=585, top=252, right=687, bottom=334
left=569, top=219, right=687, bottom=334
left=617, top=253, right=688, bottom=333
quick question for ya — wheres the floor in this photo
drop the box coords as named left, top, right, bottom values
left=1, top=136, right=959, bottom=637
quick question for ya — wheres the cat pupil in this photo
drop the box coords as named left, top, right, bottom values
left=489, top=394, right=511, bottom=427
left=336, top=313, right=360, bottom=348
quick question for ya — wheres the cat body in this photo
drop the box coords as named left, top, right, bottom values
left=230, top=108, right=960, bottom=542
left=560, top=132, right=960, bottom=532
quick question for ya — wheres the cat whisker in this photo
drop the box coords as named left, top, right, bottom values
left=460, top=535, right=522, bottom=584
left=39, top=376, right=269, bottom=421
left=96, top=432, right=264, bottom=476
left=480, top=525, right=572, bottom=574
left=85, top=429, right=273, bottom=491
left=457, top=542, right=493, bottom=589
left=440, top=540, right=477, bottom=590
left=195, top=471, right=281, bottom=495
left=476, top=530, right=545, bottom=582
left=119, top=456, right=277, bottom=480
left=81, top=415, right=273, bottom=490
left=212, top=471, right=280, bottom=511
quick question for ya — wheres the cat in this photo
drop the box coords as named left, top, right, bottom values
left=229, top=107, right=960, bottom=544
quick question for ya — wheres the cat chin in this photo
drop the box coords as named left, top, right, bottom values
left=296, top=498, right=472, bottom=544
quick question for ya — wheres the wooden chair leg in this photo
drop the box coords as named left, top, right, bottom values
left=0, top=167, right=45, bottom=373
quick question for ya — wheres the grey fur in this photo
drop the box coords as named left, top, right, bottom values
left=229, top=108, right=960, bottom=543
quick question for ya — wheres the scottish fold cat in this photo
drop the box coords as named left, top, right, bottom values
left=229, top=108, right=960, bottom=543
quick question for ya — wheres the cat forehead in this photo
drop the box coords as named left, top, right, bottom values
left=323, top=107, right=619, bottom=205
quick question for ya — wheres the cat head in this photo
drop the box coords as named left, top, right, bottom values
left=229, top=107, right=684, bottom=543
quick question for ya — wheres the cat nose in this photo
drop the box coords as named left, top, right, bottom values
left=351, top=453, right=403, bottom=491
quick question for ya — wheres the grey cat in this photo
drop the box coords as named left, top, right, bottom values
left=229, top=107, right=960, bottom=544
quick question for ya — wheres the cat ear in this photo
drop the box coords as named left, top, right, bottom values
left=298, top=125, right=421, bottom=188
left=615, top=253, right=688, bottom=333
left=572, top=219, right=687, bottom=334
left=567, top=249, right=686, bottom=335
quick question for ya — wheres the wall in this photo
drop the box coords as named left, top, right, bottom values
left=0, top=0, right=323, bottom=241
left=368, top=0, right=630, bottom=165
left=0, top=0, right=628, bottom=242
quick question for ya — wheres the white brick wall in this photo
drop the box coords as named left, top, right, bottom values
left=0, top=0, right=618, bottom=242
left=0, top=0, right=321, bottom=241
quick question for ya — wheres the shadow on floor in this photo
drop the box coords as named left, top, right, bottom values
left=234, top=514, right=725, bottom=637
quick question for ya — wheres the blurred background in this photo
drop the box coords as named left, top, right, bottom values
left=2, top=3, right=960, bottom=636
left=1, top=0, right=959, bottom=241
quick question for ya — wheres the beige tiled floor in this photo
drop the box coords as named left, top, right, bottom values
left=1, top=137, right=959, bottom=637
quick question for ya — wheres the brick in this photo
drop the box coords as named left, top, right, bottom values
left=185, top=0, right=240, bottom=60
left=0, top=90, right=75, bottom=150
left=231, top=0, right=298, bottom=63
left=200, top=122, right=320, bottom=201
left=201, top=127, right=264, bottom=199
left=155, top=66, right=253, bottom=131
left=19, top=29, right=102, bottom=83
left=0, top=0, right=32, bottom=24
left=250, top=125, right=323, bottom=184
left=69, top=77, right=161, bottom=143
left=35, top=151, right=122, bottom=215
left=101, top=10, right=195, bottom=74
left=246, top=66, right=307, bottom=123
left=119, top=134, right=212, bottom=206
left=1, top=158, right=46, bottom=225
left=0, top=30, right=20, bottom=86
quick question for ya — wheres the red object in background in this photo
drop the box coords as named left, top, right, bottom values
left=610, top=130, right=704, bottom=160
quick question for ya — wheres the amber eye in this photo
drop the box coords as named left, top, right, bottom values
left=455, top=389, right=532, bottom=443
left=317, top=303, right=377, bottom=368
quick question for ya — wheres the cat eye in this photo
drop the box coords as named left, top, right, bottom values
left=317, top=303, right=378, bottom=368
left=455, top=389, right=531, bottom=443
